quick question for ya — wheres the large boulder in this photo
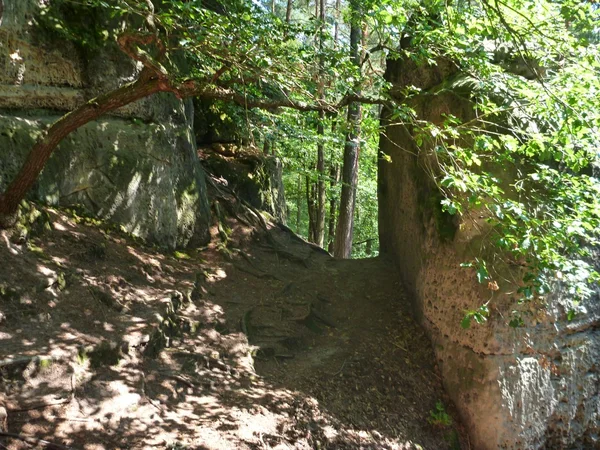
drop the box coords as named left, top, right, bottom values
left=0, top=0, right=211, bottom=248
left=379, top=56, right=600, bottom=449
left=200, top=144, right=287, bottom=224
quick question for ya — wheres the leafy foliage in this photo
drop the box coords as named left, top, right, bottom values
left=403, top=0, right=600, bottom=320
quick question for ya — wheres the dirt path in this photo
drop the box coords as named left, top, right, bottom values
left=0, top=206, right=461, bottom=449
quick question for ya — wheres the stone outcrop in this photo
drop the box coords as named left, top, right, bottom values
left=200, top=144, right=287, bottom=224
left=379, top=56, right=600, bottom=449
left=0, top=0, right=211, bottom=248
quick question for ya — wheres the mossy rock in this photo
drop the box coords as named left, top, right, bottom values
left=10, top=201, right=52, bottom=243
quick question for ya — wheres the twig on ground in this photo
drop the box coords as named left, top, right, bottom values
left=330, top=358, right=350, bottom=377
left=141, top=373, right=165, bottom=413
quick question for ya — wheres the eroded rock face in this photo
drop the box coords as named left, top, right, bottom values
left=379, top=56, right=600, bottom=449
left=0, top=0, right=210, bottom=248
left=200, top=145, right=287, bottom=224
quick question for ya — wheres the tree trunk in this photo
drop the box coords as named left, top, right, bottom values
left=327, top=161, right=340, bottom=253
left=334, top=0, right=341, bottom=44
left=296, top=173, right=302, bottom=234
left=326, top=0, right=341, bottom=255
left=0, top=76, right=162, bottom=225
left=314, top=0, right=326, bottom=248
left=306, top=174, right=316, bottom=242
left=286, top=0, right=293, bottom=22
left=315, top=113, right=326, bottom=247
left=333, top=0, right=362, bottom=259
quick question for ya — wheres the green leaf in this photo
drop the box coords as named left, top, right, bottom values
left=461, top=316, right=471, bottom=329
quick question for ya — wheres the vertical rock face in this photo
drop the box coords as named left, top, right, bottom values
left=379, top=56, right=600, bottom=449
left=0, top=0, right=211, bottom=248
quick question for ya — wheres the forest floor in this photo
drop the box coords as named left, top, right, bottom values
left=0, top=201, right=464, bottom=450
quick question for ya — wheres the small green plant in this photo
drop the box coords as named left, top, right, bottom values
left=428, top=401, right=452, bottom=427
left=76, top=349, right=89, bottom=366
left=38, top=357, right=53, bottom=370
left=173, top=251, right=191, bottom=260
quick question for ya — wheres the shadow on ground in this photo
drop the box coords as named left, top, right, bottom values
left=0, top=204, right=462, bottom=449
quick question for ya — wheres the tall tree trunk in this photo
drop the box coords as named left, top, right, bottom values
left=314, top=0, right=326, bottom=248
left=315, top=113, right=326, bottom=247
left=0, top=76, right=162, bottom=225
left=296, top=173, right=302, bottom=234
left=326, top=0, right=341, bottom=254
left=263, top=139, right=271, bottom=156
left=306, top=174, right=316, bottom=242
left=334, top=0, right=341, bottom=44
left=327, top=160, right=340, bottom=253
left=333, top=0, right=362, bottom=258
left=286, top=0, right=293, bottom=22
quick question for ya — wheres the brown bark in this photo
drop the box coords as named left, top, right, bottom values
left=0, top=76, right=163, bottom=223
left=263, top=139, right=271, bottom=156
left=315, top=112, right=326, bottom=247
left=296, top=174, right=302, bottom=234
left=306, top=174, right=316, bottom=243
left=333, top=0, right=362, bottom=258
left=333, top=103, right=361, bottom=258
left=327, top=161, right=340, bottom=253
left=313, top=0, right=327, bottom=248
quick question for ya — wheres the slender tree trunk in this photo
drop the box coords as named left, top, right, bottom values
left=296, top=174, right=302, bottom=234
left=0, top=76, right=162, bottom=225
left=334, top=0, right=341, bottom=44
left=326, top=0, right=341, bottom=254
left=306, top=174, right=316, bottom=242
left=313, top=0, right=326, bottom=248
left=272, top=0, right=276, bottom=15
left=366, top=238, right=372, bottom=255
left=333, top=0, right=362, bottom=258
left=327, top=161, right=340, bottom=253
left=315, top=113, right=326, bottom=247
left=286, top=0, right=293, bottom=22
left=263, top=139, right=271, bottom=156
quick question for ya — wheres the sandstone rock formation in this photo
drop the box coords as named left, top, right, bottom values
left=379, top=56, right=600, bottom=449
left=0, top=0, right=211, bottom=248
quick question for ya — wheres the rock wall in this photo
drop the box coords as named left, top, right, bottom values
left=379, top=57, right=600, bottom=449
left=0, top=0, right=211, bottom=248
left=200, top=145, right=287, bottom=224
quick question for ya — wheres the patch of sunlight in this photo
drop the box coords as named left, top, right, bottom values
left=103, top=323, right=115, bottom=332
left=43, top=191, right=59, bottom=205
left=107, top=191, right=125, bottom=218
left=0, top=332, right=13, bottom=340
left=125, top=172, right=142, bottom=207
left=51, top=255, right=68, bottom=266
left=212, top=268, right=227, bottom=281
